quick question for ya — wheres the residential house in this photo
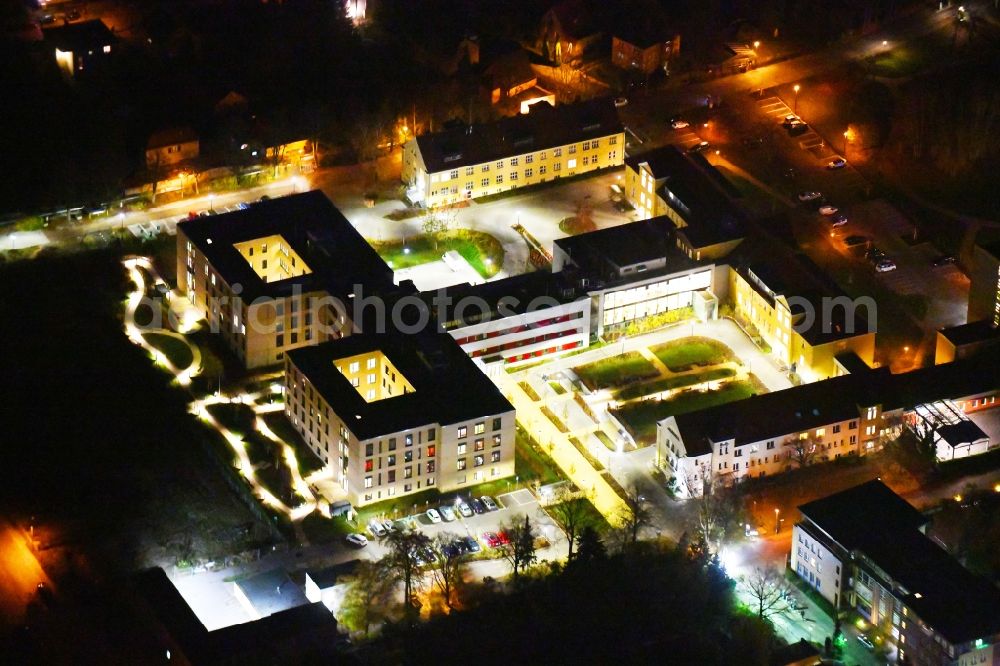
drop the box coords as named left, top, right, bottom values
left=402, top=98, right=623, bottom=207
left=612, top=24, right=679, bottom=75
left=967, top=239, right=1000, bottom=326
left=792, top=481, right=1000, bottom=666
left=658, top=354, right=1000, bottom=496
left=175, top=191, right=394, bottom=368
left=284, top=331, right=516, bottom=507
left=539, top=0, right=602, bottom=64
left=42, top=19, right=115, bottom=78
left=146, top=127, right=200, bottom=169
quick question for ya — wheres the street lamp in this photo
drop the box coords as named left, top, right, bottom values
left=793, top=84, right=801, bottom=114
left=753, top=40, right=761, bottom=50
left=208, top=193, right=215, bottom=213
left=774, top=507, right=781, bottom=534
left=118, top=212, right=125, bottom=230
left=843, top=130, right=850, bottom=157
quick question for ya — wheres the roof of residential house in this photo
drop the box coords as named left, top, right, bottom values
left=42, top=19, right=115, bottom=51
left=177, top=191, right=393, bottom=302
left=234, top=569, right=309, bottom=617
left=147, top=126, right=198, bottom=150
left=412, top=98, right=622, bottom=173
left=668, top=370, right=888, bottom=456
left=798, top=481, right=1000, bottom=645
left=938, top=319, right=1000, bottom=347
left=669, top=352, right=1000, bottom=456
left=546, top=0, right=600, bottom=40
left=307, top=559, right=363, bottom=590
left=287, top=331, right=514, bottom=440
left=613, top=15, right=673, bottom=49
left=768, top=638, right=820, bottom=666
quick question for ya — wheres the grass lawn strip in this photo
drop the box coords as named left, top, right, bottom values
left=574, top=351, right=659, bottom=390
left=615, top=366, right=736, bottom=401
left=649, top=337, right=736, bottom=373
left=369, top=229, right=503, bottom=278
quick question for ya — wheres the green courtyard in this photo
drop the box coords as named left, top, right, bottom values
left=649, top=336, right=735, bottom=372
left=573, top=351, right=659, bottom=390
left=369, top=229, right=504, bottom=278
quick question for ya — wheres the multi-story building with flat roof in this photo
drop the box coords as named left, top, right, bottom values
left=284, top=332, right=515, bottom=506
left=176, top=192, right=394, bottom=368
left=968, top=240, right=1000, bottom=327
left=402, top=98, right=624, bottom=207
left=792, top=481, right=1000, bottom=666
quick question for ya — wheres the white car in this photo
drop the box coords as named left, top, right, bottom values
left=367, top=520, right=387, bottom=538
left=439, top=505, right=457, bottom=522
left=670, top=118, right=689, bottom=129
left=381, top=519, right=395, bottom=533
left=425, top=508, right=442, bottom=523
left=783, top=114, right=799, bottom=124
left=827, top=158, right=847, bottom=169
left=830, top=214, right=848, bottom=227
left=819, top=205, right=838, bottom=216
left=614, top=97, right=628, bottom=108
left=457, top=501, right=473, bottom=518
left=798, top=191, right=822, bottom=202
left=345, top=533, right=368, bottom=548
left=875, top=259, right=897, bottom=273
left=481, top=496, right=498, bottom=511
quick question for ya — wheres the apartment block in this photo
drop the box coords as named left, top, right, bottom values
left=402, top=98, right=624, bottom=208
left=968, top=240, right=1000, bottom=326
left=792, top=481, right=1000, bottom=666
left=176, top=192, right=394, bottom=368
left=284, top=332, right=515, bottom=507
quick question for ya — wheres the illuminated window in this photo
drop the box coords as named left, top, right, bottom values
left=457, top=458, right=467, bottom=471
left=457, top=426, right=467, bottom=438
left=567, top=159, right=577, bottom=169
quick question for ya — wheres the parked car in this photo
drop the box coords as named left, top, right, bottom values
left=687, top=140, right=710, bottom=154
left=857, top=634, right=875, bottom=650
left=818, top=205, right=838, bottom=216
left=497, top=530, right=511, bottom=546
left=439, top=505, right=457, bottom=522
left=481, top=496, right=498, bottom=511
left=381, top=519, right=395, bottom=533
left=830, top=214, right=848, bottom=227
left=483, top=532, right=502, bottom=548
left=866, top=247, right=886, bottom=262
left=470, top=498, right=486, bottom=514
left=457, top=501, right=473, bottom=518
left=462, top=536, right=481, bottom=553
left=345, top=533, right=369, bottom=548
left=827, top=157, right=847, bottom=169
left=787, top=122, right=809, bottom=135
left=931, top=255, right=956, bottom=267
left=614, top=97, right=628, bottom=108
left=425, top=508, right=442, bottom=523
left=442, top=542, right=461, bottom=559
left=798, top=191, right=822, bottom=202
left=368, top=520, right=387, bottom=538
left=875, top=259, right=897, bottom=273
left=782, top=114, right=799, bottom=125
left=66, top=9, right=81, bottom=20
left=845, top=235, right=868, bottom=247
left=670, top=118, right=689, bottom=129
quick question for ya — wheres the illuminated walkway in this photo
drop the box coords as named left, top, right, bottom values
left=121, top=257, right=331, bottom=536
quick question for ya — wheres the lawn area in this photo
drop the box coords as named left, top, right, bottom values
left=548, top=381, right=567, bottom=395
left=613, top=379, right=761, bottom=445
left=143, top=332, right=194, bottom=369
left=299, top=513, right=356, bottom=545
left=558, top=216, right=597, bottom=235
left=261, top=412, right=326, bottom=476
left=369, top=229, right=504, bottom=278
left=514, top=425, right=563, bottom=486
left=540, top=406, right=569, bottom=433
left=574, top=352, right=659, bottom=390
left=649, top=337, right=735, bottom=373
left=615, top=366, right=736, bottom=401
left=594, top=430, right=616, bottom=452
left=206, top=402, right=255, bottom=435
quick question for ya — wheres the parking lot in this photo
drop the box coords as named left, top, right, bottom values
left=364, top=488, right=565, bottom=557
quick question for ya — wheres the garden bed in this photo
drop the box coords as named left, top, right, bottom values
left=144, top=332, right=194, bottom=369
left=649, top=337, right=735, bottom=373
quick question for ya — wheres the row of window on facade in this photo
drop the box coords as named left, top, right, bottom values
left=435, top=137, right=619, bottom=181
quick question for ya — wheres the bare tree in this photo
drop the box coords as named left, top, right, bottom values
left=339, top=558, right=396, bottom=637
left=429, top=534, right=468, bottom=610
left=548, top=492, right=593, bottom=561
left=499, top=514, right=538, bottom=581
left=786, top=433, right=820, bottom=468
left=687, top=475, right=744, bottom=555
left=421, top=206, right=456, bottom=249
left=612, top=485, right=652, bottom=553
left=741, top=566, right=806, bottom=621
left=384, top=529, right=431, bottom=622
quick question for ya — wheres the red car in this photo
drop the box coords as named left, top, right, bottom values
left=483, top=532, right=502, bottom=548
left=497, top=531, right=511, bottom=546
